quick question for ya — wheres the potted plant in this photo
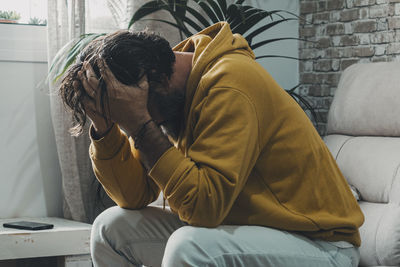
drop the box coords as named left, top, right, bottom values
left=48, top=0, right=316, bottom=122
left=0, top=10, right=21, bottom=23
left=28, top=17, right=47, bottom=26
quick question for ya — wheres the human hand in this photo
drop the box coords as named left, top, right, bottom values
left=81, top=58, right=151, bottom=137
left=74, top=67, right=113, bottom=138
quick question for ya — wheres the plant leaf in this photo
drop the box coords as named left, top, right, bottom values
left=183, top=16, right=204, bottom=33
left=194, top=0, right=220, bottom=23
left=185, top=5, right=211, bottom=28
left=251, top=37, right=304, bottom=50
left=255, top=55, right=301, bottom=61
left=205, top=0, right=225, bottom=21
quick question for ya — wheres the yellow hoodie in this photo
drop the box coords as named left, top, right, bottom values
left=89, top=22, right=364, bottom=246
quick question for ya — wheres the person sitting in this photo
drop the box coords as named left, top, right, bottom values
left=59, top=22, right=364, bottom=267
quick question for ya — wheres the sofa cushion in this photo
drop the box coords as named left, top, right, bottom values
left=326, top=61, right=400, bottom=136
left=324, top=135, right=400, bottom=204
left=358, top=202, right=400, bottom=266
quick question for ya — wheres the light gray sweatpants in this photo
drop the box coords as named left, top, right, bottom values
left=91, top=206, right=360, bottom=267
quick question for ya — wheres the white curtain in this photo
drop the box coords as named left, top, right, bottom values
left=47, top=0, right=115, bottom=223
left=47, top=0, right=181, bottom=222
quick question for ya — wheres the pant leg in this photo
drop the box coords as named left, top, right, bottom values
left=162, top=225, right=360, bottom=267
left=91, top=205, right=186, bottom=267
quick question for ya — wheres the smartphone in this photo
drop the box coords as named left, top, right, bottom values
left=3, top=221, right=54, bottom=231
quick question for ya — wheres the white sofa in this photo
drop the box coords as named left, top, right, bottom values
left=324, top=61, right=400, bottom=267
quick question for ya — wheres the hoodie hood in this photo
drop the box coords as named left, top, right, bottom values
left=173, top=22, right=255, bottom=117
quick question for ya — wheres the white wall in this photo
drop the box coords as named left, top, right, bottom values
left=244, top=0, right=299, bottom=90
left=0, top=24, right=62, bottom=218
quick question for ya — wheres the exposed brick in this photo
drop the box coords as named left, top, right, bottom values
left=388, top=17, right=400, bottom=28
left=332, top=59, right=341, bottom=70
left=330, top=11, right=341, bottom=22
left=369, top=5, right=390, bottom=17
left=340, top=9, right=360, bottom=21
left=375, top=44, right=387, bottom=55
left=354, top=0, right=376, bottom=6
left=353, top=46, right=376, bottom=56
left=327, top=0, right=346, bottom=10
left=341, top=58, right=359, bottom=70
left=326, top=23, right=346, bottom=35
left=318, top=1, right=327, bottom=11
left=347, top=0, right=355, bottom=7
left=309, top=84, right=332, bottom=96
left=371, top=56, right=390, bottom=61
left=301, top=73, right=318, bottom=83
left=344, top=22, right=355, bottom=33
left=300, top=49, right=319, bottom=59
left=300, top=26, right=317, bottom=37
left=299, top=61, right=314, bottom=72
left=314, top=60, right=333, bottom=71
left=370, top=31, right=394, bottom=42
left=317, top=37, right=331, bottom=48
left=377, top=18, right=389, bottom=30
left=340, top=35, right=360, bottom=45
left=353, top=20, right=377, bottom=32
left=301, top=1, right=318, bottom=14
left=358, top=33, right=371, bottom=44
left=314, top=12, right=330, bottom=24
left=326, top=47, right=354, bottom=58
left=395, top=3, right=400, bottom=14
left=387, top=42, right=400, bottom=53
left=360, top=7, right=370, bottom=18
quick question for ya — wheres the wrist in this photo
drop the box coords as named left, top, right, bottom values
left=126, top=113, right=152, bottom=137
left=92, top=122, right=114, bottom=140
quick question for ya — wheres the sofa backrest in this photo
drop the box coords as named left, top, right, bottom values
left=324, top=62, right=400, bottom=266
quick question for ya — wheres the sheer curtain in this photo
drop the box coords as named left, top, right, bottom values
left=47, top=0, right=114, bottom=223
left=47, top=0, right=181, bottom=222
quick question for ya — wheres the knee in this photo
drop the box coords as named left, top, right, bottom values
left=163, top=226, right=212, bottom=267
left=91, top=206, right=127, bottom=248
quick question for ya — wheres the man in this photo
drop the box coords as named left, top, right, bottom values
left=61, top=22, right=364, bottom=267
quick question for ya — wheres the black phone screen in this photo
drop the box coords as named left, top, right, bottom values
left=3, top=221, right=54, bottom=230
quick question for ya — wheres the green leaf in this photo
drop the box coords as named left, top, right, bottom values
left=205, top=0, right=225, bottom=21
left=185, top=5, right=211, bottom=28
left=216, top=0, right=227, bottom=15
left=183, top=16, right=204, bottom=33
left=195, top=0, right=220, bottom=23
left=50, top=33, right=105, bottom=83
left=255, top=54, right=301, bottom=61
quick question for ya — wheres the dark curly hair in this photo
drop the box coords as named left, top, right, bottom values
left=59, top=30, right=176, bottom=136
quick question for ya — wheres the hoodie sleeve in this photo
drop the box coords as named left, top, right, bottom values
left=149, top=88, right=260, bottom=227
left=89, top=124, right=160, bottom=209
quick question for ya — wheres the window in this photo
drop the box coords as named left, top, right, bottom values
left=0, top=0, right=47, bottom=25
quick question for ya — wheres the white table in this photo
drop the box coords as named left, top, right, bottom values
left=0, top=217, right=92, bottom=267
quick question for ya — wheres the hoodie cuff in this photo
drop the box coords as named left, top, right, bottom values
left=89, top=123, right=126, bottom=160
left=149, top=147, right=184, bottom=189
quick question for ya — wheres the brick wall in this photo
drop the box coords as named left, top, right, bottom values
left=299, top=0, right=400, bottom=135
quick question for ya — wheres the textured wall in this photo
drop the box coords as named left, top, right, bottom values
left=299, top=0, right=400, bottom=135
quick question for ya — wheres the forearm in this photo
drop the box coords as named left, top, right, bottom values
left=89, top=124, right=161, bottom=208
left=132, top=120, right=173, bottom=170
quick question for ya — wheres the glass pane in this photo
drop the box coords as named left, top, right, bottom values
left=0, top=0, right=47, bottom=25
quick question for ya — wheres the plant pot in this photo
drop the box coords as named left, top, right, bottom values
left=0, top=19, right=18, bottom=23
